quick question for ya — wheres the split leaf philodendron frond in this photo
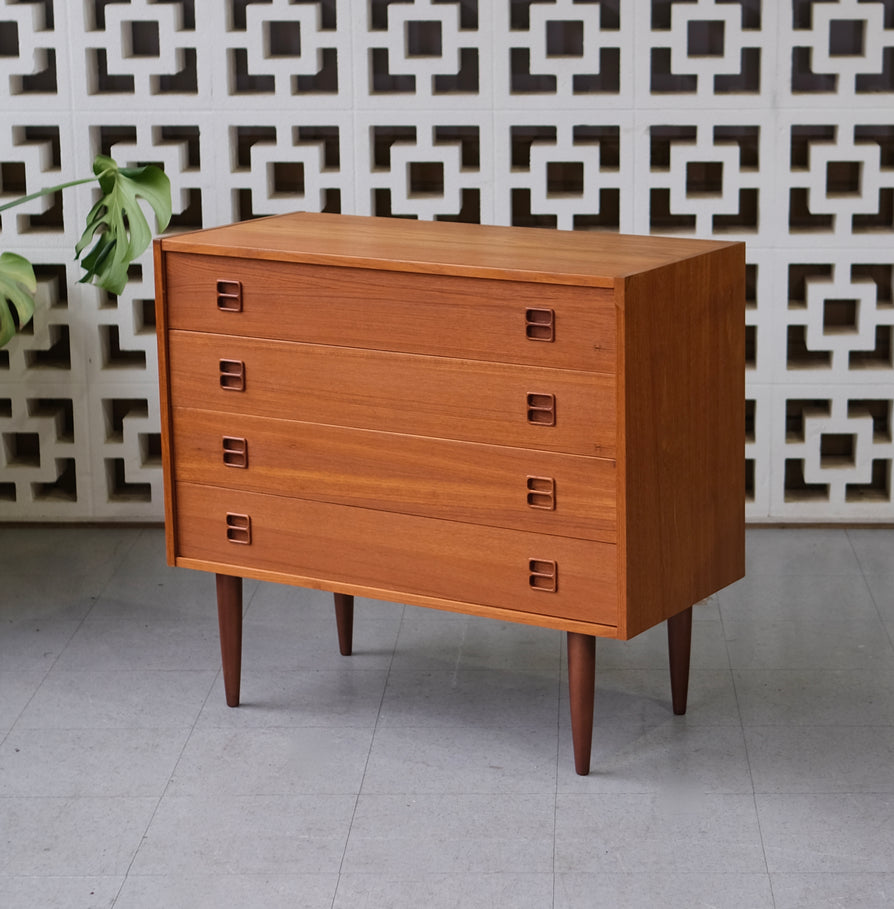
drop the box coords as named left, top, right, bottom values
left=0, top=252, right=37, bottom=347
left=75, top=155, right=172, bottom=295
left=0, top=154, right=171, bottom=347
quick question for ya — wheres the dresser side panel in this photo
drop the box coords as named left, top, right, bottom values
left=618, top=244, right=746, bottom=639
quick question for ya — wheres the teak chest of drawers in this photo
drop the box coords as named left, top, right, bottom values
left=154, top=212, right=745, bottom=774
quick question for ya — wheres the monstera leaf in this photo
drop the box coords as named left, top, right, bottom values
left=0, top=252, right=36, bottom=347
left=75, top=154, right=172, bottom=295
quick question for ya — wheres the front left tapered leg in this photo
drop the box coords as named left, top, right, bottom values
left=567, top=632, right=596, bottom=776
left=667, top=606, right=693, bottom=715
left=215, top=573, right=243, bottom=707
left=334, top=593, right=354, bottom=656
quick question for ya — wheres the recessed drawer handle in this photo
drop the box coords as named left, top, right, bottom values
left=529, top=559, right=557, bottom=592
left=526, top=476, right=556, bottom=510
left=222, top=436, right=248, bottom=469
left=526, top=393, right=556, bottom=426
left=219, top=359, right=245, bottom=391
left=526, top=308, right=555, bottom=342
left=225, top=512, right=251, bottom=544
left=217, top=280, right=243, bottom=312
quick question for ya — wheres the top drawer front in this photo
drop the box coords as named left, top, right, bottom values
left=163, top=252, right=617, bottom=373
left=167, top=332, right=616, bottom=457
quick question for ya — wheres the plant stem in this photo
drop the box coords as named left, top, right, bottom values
left=0, top=173, right=110, bottom=214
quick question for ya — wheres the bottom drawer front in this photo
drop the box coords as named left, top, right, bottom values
left=174, top=484, right=618, bottom=627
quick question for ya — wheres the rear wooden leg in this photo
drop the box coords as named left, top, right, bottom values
left=667, top=606, right=693, bottom=715
left=215, top=574, right=243, bottom=708
left=567, top=632, right=596, bottom=776
left=334, top=593, right=354, bottom=656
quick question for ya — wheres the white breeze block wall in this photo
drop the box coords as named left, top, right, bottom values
left=0, top=0, right=892, bottom=522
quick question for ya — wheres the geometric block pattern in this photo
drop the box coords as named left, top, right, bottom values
left=0, top=0, right=892, bottom=521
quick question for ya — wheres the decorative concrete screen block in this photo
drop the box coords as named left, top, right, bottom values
left=647, top=0, right=766, bottom=101
left=0, top=0, right=892, bottom=521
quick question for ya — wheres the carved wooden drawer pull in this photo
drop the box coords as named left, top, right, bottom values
left=217, top=280, right=242, bottom=312
left=526, top=393, right=556, bottom=426
left=526, top=476, right=556, bottom=510
left=525, top=308, right=555, bottom=342
left=222, top=436, right=248, bottom=469
left=225, top=512, right=251, bottom=544
left=529, top=559, right=558, bottom=592
left=219, top=359, right=246, bottom=391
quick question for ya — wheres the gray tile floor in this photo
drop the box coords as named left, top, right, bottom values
left=1, top=526, right=893, bottom=908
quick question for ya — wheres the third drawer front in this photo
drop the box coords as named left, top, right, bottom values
left=174, top=483, right=619, bottom=628
left=171, top=408, right=618, bottom=543
left=167, top=332, right=616, bottom=458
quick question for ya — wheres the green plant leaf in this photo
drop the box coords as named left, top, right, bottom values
left=74, top=154, right=172, bottom=295
left=0, top=251, right=37, bottom=347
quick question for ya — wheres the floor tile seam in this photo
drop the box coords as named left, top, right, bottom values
left=383, top=666, right=562, bottom=676
left=731, top=667, right=894, bottom=675
left=239, top=577, right=264, bottom=620
left=554, top=787, right=759, bottom=798
left=751, top=571, right=867, bottom=578
left=9, top=724, right=213, bottom=734
left=72, top=614, right=226, bottom=626
left=742, top=723, right=894, bottom=729
left=726, top=627, right=773, bottom=882
left=741, top=713, right=784, bottom=894
left=330, top=788, right=560, bottom=797
left=767, top=871, right=894, bottom=877
left=83, top=528, right=146, bottom=623
left=36, top=667, right=220, bottom=674
left=113, top=666, right=222, bottom=898
left=740, top=724, right=894, bottom=730
left=192, top=722, right=381, bottom=730
left=552, top=791, right=761, bottom=803
left=374, top=722, right=564, bottom=731
left=332, top=603, right=404, bottom=898
left=713, top=594, right=737, bottom=676
left=587, top=720, right=753, bottom=728
left=0, top=794, right=158, bottom=802
left=1, top=724, right=197, bottom=736
left=754, top=790, right=894, bottom=798
left=845, top=527, right=884, bottom=578
left=858, top=560, right=894, bottom=653
left=593, top=667, right=736, bottom=674
left=553, top=871, right=775, bottom=877
left=753, top=790, right=894, bottom=798
left=111, top=871, right=340, bottom=877
left=3, top=620, right=87, bottom=743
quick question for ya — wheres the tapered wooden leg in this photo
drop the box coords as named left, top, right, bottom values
left=567, top=632, right=596, bottom=776
left=667, top=606, right=693, bottom=715
left=215, top=573, right=243, bottom=708
left=334, top=592, right=354, bottom=656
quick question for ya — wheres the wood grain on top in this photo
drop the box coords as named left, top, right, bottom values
left=157, top=211, right=739, bottom=288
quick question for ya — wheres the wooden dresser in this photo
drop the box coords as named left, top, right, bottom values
left=154, top=212, right=745, bottom=774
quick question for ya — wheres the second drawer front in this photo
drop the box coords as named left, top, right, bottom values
left=167, top=332, right=616, bottom=457
left=172, top=408, right=618, bottom=542
left=173, top=483, right=619, bottom=627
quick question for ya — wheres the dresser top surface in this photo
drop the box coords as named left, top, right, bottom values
left=157, top=212, right=742, bottom=289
